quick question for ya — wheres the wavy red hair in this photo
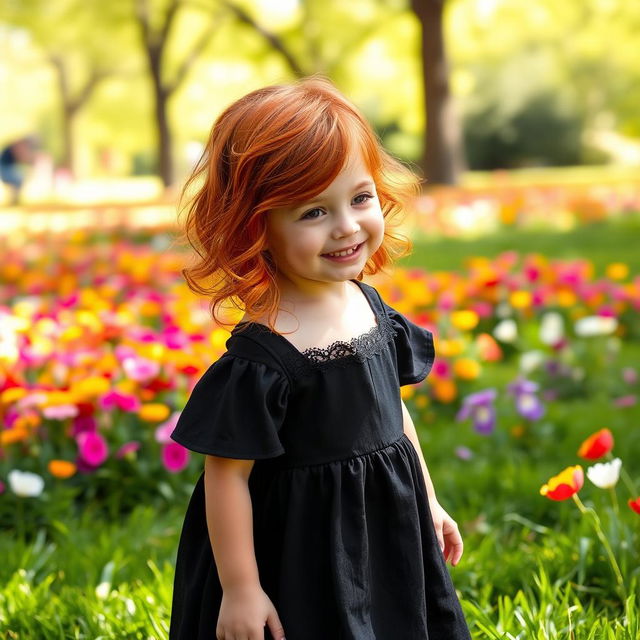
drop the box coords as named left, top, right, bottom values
left=179, top=76, right=420, bottom=333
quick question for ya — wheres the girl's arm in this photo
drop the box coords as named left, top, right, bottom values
left=401, top=399, right=464, bottom=566
left=204, top=455, right=286, bottom=639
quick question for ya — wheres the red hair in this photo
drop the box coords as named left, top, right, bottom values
left=179, top=76, right=419, bottom=333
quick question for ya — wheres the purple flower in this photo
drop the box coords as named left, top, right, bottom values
left=455, top=446, right=474, bottom=460
left=507, top=377, right=546, bottom=420
left=456, top=388, right=497, bottom=434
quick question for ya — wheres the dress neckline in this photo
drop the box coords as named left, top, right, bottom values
left=232, top=279, right=384, bottom=361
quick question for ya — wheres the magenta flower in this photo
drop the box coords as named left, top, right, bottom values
left=100, top=390, right=141, bottom=412
left=71, top=415, right=97, bottom=436
left=77, top=431, right=108, bottom=467
left=161, top=442, right=189, bottom=473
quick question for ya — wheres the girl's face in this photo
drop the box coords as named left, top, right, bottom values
left=265, top=147, right=384, bottom=295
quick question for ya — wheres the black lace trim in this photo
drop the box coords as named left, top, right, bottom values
left=282, top=314, right=397, bottom=377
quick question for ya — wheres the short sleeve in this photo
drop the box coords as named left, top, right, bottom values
left=170, top=355, right=289, bottom=459
left=381, top=298, right=435, bottom=386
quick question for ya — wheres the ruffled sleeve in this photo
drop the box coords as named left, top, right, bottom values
left=381, top=298, right=435, bottom=386
left=170, top=355, right=289, bottom=459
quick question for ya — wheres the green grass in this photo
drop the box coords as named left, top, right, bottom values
left=401, top=216, right=640, bottom=275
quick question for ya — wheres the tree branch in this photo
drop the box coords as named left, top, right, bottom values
left=222, top=0, right=306, bottom=77
left=166, top=14, right=222, bottom=94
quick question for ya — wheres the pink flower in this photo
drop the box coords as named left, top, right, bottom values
left=122, top=356, right=160, bottom=382
left=116, top=441, right=141, bottom=459
left=155, top=412, right=180, bottom=443
left=77, top=431, right=108, bottom=467
left=43, top=404, right=79, bottom=420
left=613, top=395, right=636, bottom=408
left=161, top=442, right=189, bottom=473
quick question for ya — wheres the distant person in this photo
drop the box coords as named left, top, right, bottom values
left=0, top=137, right=36, bottom=204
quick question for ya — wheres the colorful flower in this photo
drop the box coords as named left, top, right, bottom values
left=161, top=442, right=189, bottom=473
left=116, top=441, right=141, bottom=460
left=507, top=378, right=545, bottom=420
left=629, top=498, right=640, bottom=515
left=540, top=465, right=584, bottom=501
left=456, top=388, right=497, bottom=434
left=586, top=458, right=621, bottom=489
left=138, top=403, right=171, bottom=423
left=77, top=431, right=108, bottom=467
left=578, top=428, right=614, bottom=460
left=48, top=460, right=77, bottom=479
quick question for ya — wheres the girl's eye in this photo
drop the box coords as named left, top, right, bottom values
left=301, top=208, right=324, bottom=220
left=353, top=193, right=374, bottom=205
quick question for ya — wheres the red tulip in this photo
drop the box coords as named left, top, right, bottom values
left=577, top=428, right=614, bottom=460
left=629, top=498, right=640, bottom=515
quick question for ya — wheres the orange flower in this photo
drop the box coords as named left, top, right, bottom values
left=48, top=460, right=77, bottom=479
left=577, top=428, right=614, bottom=460
left=453, top=358, right=481, bottom=380
left=0, top=427, right=29, bottom=446
left=629, top=498, right=640, bottom=515
left=540, top=465, right=584, bottom=501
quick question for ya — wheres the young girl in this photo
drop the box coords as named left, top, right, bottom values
left=170, top=77, right=472, bottom=640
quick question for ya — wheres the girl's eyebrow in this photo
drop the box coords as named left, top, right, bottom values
left=310, top=180, right=375, bottom=203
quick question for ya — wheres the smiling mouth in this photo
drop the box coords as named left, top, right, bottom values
left=322, top=243, right=362, bottom=258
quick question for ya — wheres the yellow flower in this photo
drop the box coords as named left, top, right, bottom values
left=606, top=263, right=628, bottom=281
left=451, top=310, right=479, bottom=331
left=509, top=290, right=532, bottom=309
left=1, top=387, right=28, bottom=405
left=453, top=358, right=481, bottom=380
left=138, top=403, right=171, bottom=422
left=71, top=377, right=111, bottom=399
left=400, top=386, right=415, bottom=400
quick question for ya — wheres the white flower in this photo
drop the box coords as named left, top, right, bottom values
left=586, top=458, right=622, bottom=489
left=520, top=350, right=545, bottom=374
left=540, top=312, right=564, bottom=345
left=574, top=315, right=618, bottom=337
left=8, top=470, right=45, bottom=497
left=493, top=319, right=518, bottom=343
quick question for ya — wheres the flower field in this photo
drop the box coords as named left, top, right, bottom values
left=1, top=208, right=640, bottom=638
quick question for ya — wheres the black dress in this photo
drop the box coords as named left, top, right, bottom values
left=169, top=280, right=472, bottom=640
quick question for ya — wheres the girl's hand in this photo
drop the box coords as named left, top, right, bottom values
left=429, top=500, right=464, bottom=567
left=216, top=584, right=285, bottom=640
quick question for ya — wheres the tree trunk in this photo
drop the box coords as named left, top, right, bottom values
left=411, top=0, right=466, bottom=186
left=147, top=47, right=173, bottom=188
left=52, top=59, right=76, bottom=176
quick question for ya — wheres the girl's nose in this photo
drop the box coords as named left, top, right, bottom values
left=332, top=209, right=360, bottom=238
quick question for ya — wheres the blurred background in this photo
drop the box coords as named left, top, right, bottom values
left=1, top=1, right=639, bottom=638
